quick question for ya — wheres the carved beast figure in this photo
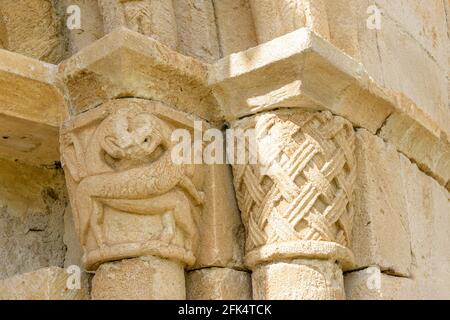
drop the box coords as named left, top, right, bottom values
left=64, top=106, right=203, bottom=257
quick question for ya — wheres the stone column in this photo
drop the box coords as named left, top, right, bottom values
left=230, top=110, right=356, bottom=299
left=98, top=0, right=178, bottom=49
left=249, top=0, right=330, bottom=44
left=60, top=99, right=205, bottom=300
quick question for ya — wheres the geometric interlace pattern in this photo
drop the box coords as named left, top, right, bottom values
left=232, top=111, right=356, bottom=253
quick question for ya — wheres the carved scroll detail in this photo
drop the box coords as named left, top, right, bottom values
left=232, top=110, right=356, bottom=268
left=61, top=100, right=203, bottom=270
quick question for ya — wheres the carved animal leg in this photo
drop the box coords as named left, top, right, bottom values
left=100, top=191, right=199, bottom=253
left=75, top=186, right=94, bottom=247
left=100, top=195, right=176, bottom=245
left=160, top=211, right=176, bottom=243
left=90, top=200, right=106, bottom=249
left=76, top=176, right=110, bottom=248
left=170, top=191, right=199, bottom=253
left=179, top=176, right=204, bottom=205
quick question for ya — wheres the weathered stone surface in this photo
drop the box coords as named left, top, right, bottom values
left=375, top=15, right=449, bottom=139
left=63, top=206, right=83, bottom=268
left=228, top=109, right=356, bottom=300
left=0, top=49, right=64, bottom=166
left=213, top=0, right=257, bottom=56
left=210, top=28, right=394, bottom=132
left=0, top=267, right=89, bottom=300
left=345, top=267, right=415, bottom=300
left=174, top=0, right=220, bottom=62
left=380, top=112, right=450, bottom=189
left=248, top=0, right=450, bottom=140
left=210, top=26, right=450, bottom=193
left=231, top=110, right=356, bottom=271
left=374, top=0, right=449, bottom=71
left=194, top=164, right=245, bottom=269
left=91, top=256, right=185, bottom=300
left=0, top=0, right=63, bottom=63
left=249, top=0, right=330, bottom=44
left=59, top=28, right=220, bottom=122
left=186, top=268, right=251, bottom=300
left=352, top=130, right=411, bottom=276
left=0, top=49, right=63, bottom=127
left=0, top=159, right=67, bottom=280
left=61, top=99, right=206, bottom=270
left=57, top=0, right=104, bottom=56
left=253, top=259, right=345, bottom=300
left=98, top=0, right=178, bottom=49
left=322, top=0, right=361, bottom=60
left=350, top=132, right=450, bottom=299
left=0, top=0, right=448, bottom=302
left=400, top=154, right=450, bottom=299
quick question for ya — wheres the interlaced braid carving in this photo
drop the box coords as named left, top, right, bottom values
left=232, top=110, right=356, bottom=254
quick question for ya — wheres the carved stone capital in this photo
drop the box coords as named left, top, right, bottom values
left=231, top=110, right=356, bottom=270
left=60, top=99, right=205, bottom=270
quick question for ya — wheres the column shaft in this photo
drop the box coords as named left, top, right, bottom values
left=92, top=256, right=186, bottom=300
left=230, top=109, right=356, bottom=300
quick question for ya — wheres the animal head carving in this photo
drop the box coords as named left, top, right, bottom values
left=101, top=108, right=172, bottom=161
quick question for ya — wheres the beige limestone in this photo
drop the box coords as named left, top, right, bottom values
left=231, top=110, right=356, bottom=271
left=210, top=28, right=394, bottom=132
left=0, top=0, right=63, bottom=63
left=58, top=0, right=104, bottom=56
left=173, top=0, right=220, bottom=62
left=210, top=27, right=450, bottom=192
left=194, top=164, right=245, bottom=269
left=213, top=0, right=258, bottom=56
left=349, top=133, right=450, bottom=299
left=99, top=0, right=178, bottom=50
left=186, top=267, right=251, bottom=300
left=61, top=99, right=206, bottom=270
left=63, top=206, right=83, bottom=268
left=59, top=28, right=220, bottom=122
left=352, top=130, right=412, bottom=276
left=374, top=0, right=449, bottom=72
left=0, top=49, right=63, bottom=166
left=0, top=49, right=63, bottom=127
left=0, top=267, right=89, bottom=300
left=253, top=259, right=345, bottom=300
left=380, top=112, right=450, bottom=189
left=249, top=0, right=330, bottom=44
left=375, top=15, right=449, bottom=139
left=400, top=154, right=450, bottom=299
left=345, top=267, right=416, bottom=300
left=0, top=13, right=6, bottom=49
left=227, top=109, right=356, bottom=300
left=0, top=159, right=67, bottom=280
left=91, top=256, right=185, bottom=300
left=244, top=0, right=450, bottom=138
left=0, top=0, right=448, bottom=302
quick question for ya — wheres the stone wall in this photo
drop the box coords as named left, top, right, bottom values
left=0, top=0, right=448, bottom=300
left=0, top=159, right=66, bottom=280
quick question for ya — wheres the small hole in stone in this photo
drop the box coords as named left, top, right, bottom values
left=2, top=136, right=9, bottom=139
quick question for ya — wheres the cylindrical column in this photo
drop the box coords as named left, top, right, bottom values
left=252, top=259, right=344, bottom=300
left=99, top=0, right=178, bottom=49
left=92, top=256, right=186, bottom=300
left=60, top=99, right=205, bottom=300
left=249, top=0, right=330, bottom=44
left=230, top=109, right=356, bottom=300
